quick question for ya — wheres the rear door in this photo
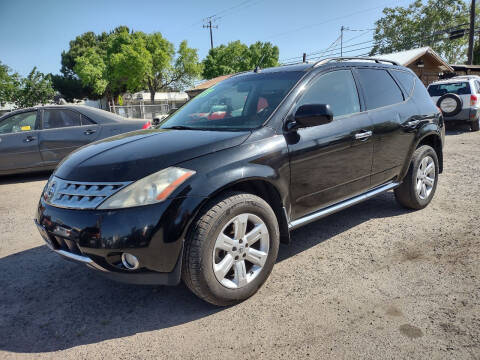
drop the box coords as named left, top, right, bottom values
left=38, top=108, right=100, bottom=165
left=287, top=68, right=374, bottom=219
left=0, top=110, right=43, bottom=172
left=354, top=68, right=418, bottom=186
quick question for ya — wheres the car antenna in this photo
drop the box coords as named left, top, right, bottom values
left=254, top=53, right=266, bottom=73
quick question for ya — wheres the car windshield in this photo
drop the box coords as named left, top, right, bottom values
left=160, top=71, right=304, bottom=131
left=428, top=82, right=471, bottom=96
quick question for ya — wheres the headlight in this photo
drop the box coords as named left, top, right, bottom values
left=97, top=167, right=195, bottom=210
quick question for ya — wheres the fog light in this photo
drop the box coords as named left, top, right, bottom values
left=121, top=253, right=140, bottom=270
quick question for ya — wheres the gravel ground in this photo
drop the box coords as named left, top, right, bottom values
left=0, top=124, right=479, bottom=359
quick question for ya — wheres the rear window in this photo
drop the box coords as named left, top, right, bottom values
left=427, top=82, right=471, bottom=96
left=356, top=68, right=404, bottom=110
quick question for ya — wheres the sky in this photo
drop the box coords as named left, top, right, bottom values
left=0, top=0, right=414, bottom=77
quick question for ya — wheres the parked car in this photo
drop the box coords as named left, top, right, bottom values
left=0, top=105, right=149, bottom=175
left=427, top=75, right=480, bottom=131
left=35, top=58, right=444, bottom=306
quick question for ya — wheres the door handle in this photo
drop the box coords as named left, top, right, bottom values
left=405, top=120, right=421, bottom=128
left=84, top=129, right=96, bottom=135
left=24, top=136, right=36, bottom=143
left=354, top=130, right=372, bottom=140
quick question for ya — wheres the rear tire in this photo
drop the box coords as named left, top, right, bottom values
left=182, top=192, right=280, bottom=306
left=394, top=145, right=439, bottom=210
left=471, top=118, right=480, bottom=132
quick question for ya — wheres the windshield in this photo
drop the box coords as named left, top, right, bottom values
left=428, top=82, right=471, bottom=96
left=160, top=71, right=304, bottom=131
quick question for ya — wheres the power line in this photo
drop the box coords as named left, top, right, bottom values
left=265, top=0, right=405, bottom=40
left=279, top=39, right=374, bottom=63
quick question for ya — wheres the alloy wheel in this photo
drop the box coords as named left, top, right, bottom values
left=416, top=155, right=435, bottom=200
left=212, top=213, right=269, bottom=289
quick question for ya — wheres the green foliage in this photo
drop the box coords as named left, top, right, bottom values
left=13, top=67, right=55, bottom=108
left=62, top=26, right=202, bottom=103
left=202, top=41, right=279, bottom=79
left=50, top=74, right=92, bottom=102
left=370, top=0, right=470, bottom=63
left=0, top=61, right=20, bottom=106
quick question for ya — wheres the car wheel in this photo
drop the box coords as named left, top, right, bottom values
left=394, top=145, right=439, bottom=210
left=471, top=118, right=480, bottom=132
left=182, top=192, right=280, bottom=306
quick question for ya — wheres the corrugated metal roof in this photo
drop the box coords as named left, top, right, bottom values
left=192, top=74, right=233, bottom=91
left=374, top=47, right=453, bottom=72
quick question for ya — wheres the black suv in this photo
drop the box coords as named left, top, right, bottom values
left=35, top=58, right=444, bottom=306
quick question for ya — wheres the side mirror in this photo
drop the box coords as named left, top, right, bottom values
left=287, top=104, right=333, bottom=131
left=152, top=117, right=161, bottom=126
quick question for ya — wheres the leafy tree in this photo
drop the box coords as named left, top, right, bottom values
left=202, top=41, right=279, bottom=79
left=0, top=61, right=20, bottom=106
left=63, top=27, right=202, bottom=104
left=50, top=74, right=91, bottom=102
left=370, top=0, right=470, bottom=63
left=13, top=67, right=55, bottom=108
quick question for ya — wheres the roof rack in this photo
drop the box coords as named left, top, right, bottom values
left=313, top=57, right=400, bottom=67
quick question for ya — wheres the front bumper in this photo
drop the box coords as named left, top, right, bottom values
left=35, top=195, right=205, bottom=285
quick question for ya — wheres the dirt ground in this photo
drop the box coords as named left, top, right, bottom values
left=0, top=124, right=479, bottom=360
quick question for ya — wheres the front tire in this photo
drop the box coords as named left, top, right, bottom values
left=394, top=145, right=439, bottom=210
left=182, top=192, right=280, bottom=306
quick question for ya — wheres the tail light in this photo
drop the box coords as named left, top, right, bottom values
left=142, top=121, right=151, bottom=129
left=470, top=94, right=477, bottom=106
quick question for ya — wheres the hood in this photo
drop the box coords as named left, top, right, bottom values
left=54, top=128, right=251, bottom=182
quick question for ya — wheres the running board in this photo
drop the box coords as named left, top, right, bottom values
left=288, top=182, right=400, bottom=230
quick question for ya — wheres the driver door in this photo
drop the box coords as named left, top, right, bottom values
left=287, top=69, right=374, bottom=219
left=0, top=110, right=43, bottom=173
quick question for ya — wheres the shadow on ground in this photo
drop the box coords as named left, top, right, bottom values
left=0, top=171, right=51, bottom=185
left=445, top=122, right=475, bottom=135
left=0, top=191, right=408, bottom=353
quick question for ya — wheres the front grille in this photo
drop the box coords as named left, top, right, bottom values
left=51, top=236, right=82, bottom=255
left=45, top=176, right=131, bottom=210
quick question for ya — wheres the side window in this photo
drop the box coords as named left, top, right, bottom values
left=475, top=81, right=480, bottom=93
left=0, top=111, right=37, bottom=134
left=391, top=70, right=415, bottom=97
left=297, top=70, right=360, bottom=118
left=356, top=68, right=404, bottom=110
left=43, top=109, right=81, bottom=129
left=81, top=115, right=96, bottom=125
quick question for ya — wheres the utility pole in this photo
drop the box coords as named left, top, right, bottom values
left=340, top=26, right=345, bottom=57
left=468, top=0, right=476, bottom=64
left=203, top=17, right=218, bottom=50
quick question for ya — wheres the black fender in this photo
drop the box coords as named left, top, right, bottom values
left=398, top=122, right=444, bottom=181
left=176, top=129, right=292, bottom=243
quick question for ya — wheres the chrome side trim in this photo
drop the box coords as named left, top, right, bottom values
left=55, top=249, right=93, bottom=264
left=288, top=181, right=400, bottom=230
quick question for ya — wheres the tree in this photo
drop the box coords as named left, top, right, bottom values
left=50, top=74, right=90, bottom=102
left=13, top=67, right=55, bottom=108
left=202, top=41, right=279, bottom=79
left=63, top=27, right=202, bottom=104
left=0, top=61, right=20, bottom=106
left=370, top=0, right=470, bottom=63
